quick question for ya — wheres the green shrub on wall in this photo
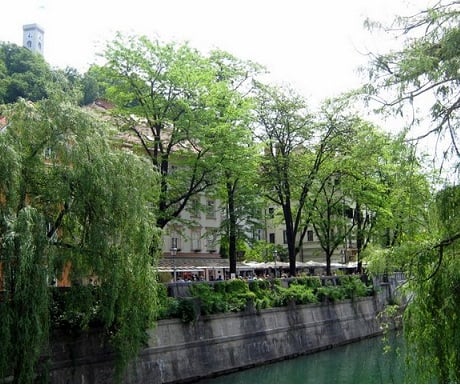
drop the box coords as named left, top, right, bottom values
left=222, top=280, right=256, bottom=312
left=176, top=298, right=200, bottom=323
left=291, top=276, right=322, bottom=290
left=248, top=279, right=274, bottom=310
left=159, top=275, right=374, bottom=321
left=156, top=285, right=180, bottom=319
left=316, top=285, right=346, bottom=302
left=190, top=283, right=228, bottom=315
left=281, top=284, right=319, bottom=305
left=339, top=276, right=373, bottom=300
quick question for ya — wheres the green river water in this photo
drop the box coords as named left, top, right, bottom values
left=196, top=332, right=407, bottom=384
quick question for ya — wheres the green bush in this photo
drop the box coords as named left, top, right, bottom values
left=157, top=296, right=180, bottom=320
left=269, top=283, right=319, bottom=307
left=223, top=279, right=248, bottom=293
left=316, top=285, right=346, bottom=302
left=248, top=279, right=270, bottom=291
left=189, top=283, right=227, bottom=315
left=248, top=279, right=274, bottom=310
left=156, top=284, right=178, bottom=319
left=283, top=284, right=319, bottom=305
left=270, top=283, right=289, bottom=307
left=213, top=281, right=227, bottom=295
left=50, top=286, right=102, bottom=331
left=292, top=276, right=322, bottom=290
left=176, top=298, right=199, bottom=323
left=161, top=274, right=375, bottom=322
left=253, top=296, right=272, bottom=310
left=339, top=276, right=371, bottom=300
left=224, top=280, right=256, bottom=311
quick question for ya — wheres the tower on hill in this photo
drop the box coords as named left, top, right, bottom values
left=23, top=23, right=44, bottom=55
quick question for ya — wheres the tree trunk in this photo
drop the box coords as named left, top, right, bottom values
left=227, top=181, right=237, bottom=276
left=355, top=202, right=363, bottom=273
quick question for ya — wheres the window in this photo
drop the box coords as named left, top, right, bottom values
left=44, top=147, right=52, bottom=159
left=268, top=207, right=275, bottom=218
left=254, top=228, right=263, bottom=241
left=307, top=230, right=314, bottom=242
left=191, top=228, right=201, bottom=251
left=345, top=207, right=354, bottom=219
left=283, top=230, right=288, bottom=244
left=206, top=200, right=216, bottom=219
left=47, top=222, right=57, bottom=242
left=189, top=197, right=200, bottom=219
left=205, top=228, right=218, bottom=252
left=170, top=229, right=181, bottom=250
left=269, top=233, right=275, bottom=244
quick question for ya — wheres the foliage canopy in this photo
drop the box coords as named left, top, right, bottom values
left=0, top=98, right=162, bottom=382
left=364, top=1, right=460, bottom=381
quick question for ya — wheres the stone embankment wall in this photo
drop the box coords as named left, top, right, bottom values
left=48, top=278, right=399, bottom=384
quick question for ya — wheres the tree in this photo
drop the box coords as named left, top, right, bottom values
left=305, top=107, right=377, bottom=275
left=308, top=110, right=430, bottom=275
left=363, top=0, right=460, bottom=171
left=309, top=171, right=355, bottom=276
left=204, top=49, right=262, bottom=275
left=0, top=43, right=53, bottom=103
left=80, top=67, right=103, bottom=105
left=254, top=83, right=342, bottom=277
left=389, top=185, right=460, bottom=383
left=0, top=43, right=87, bottom=106
left=363, top=2, right=460, bottom=381
left=49, top=66, right=86, bottom=104
left=0, top=98, right=161, bottom=382
left=95, top=34, right=225, bottom=230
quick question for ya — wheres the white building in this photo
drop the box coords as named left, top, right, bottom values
left=163, top=194, right=222, bottom=256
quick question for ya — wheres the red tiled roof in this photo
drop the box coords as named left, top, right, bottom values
left=0, top=116, right=8, bottom=129
left=94, top=99, right=115, bottom=110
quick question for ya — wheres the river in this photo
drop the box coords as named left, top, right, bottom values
left=196, top=332, right=406, bottom=384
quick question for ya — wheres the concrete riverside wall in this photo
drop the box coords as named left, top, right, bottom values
left=48, top=288, right=392, bottom=384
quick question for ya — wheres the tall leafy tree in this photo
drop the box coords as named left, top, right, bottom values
left=0, top=98, right=161, bottom=382
left=308, top=111, right=430, bottom=274
left=204, top=50, right=262, bottom=275
left=309, top=170, right=355, bottom=276
left=305, top=106, right=377, bottom=275
left=372, top=138, right=432, bottom=251
left=95, top=34, right=223, bottom=229
left=254, top=83, right=342, bottom=276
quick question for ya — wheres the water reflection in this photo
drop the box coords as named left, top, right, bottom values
left=196, top=333, right=405, bottom=384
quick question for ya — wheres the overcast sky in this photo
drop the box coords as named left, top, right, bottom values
left=2, top=0, right=432, bottom=106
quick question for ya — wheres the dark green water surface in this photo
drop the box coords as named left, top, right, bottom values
left=196, top=333, right=406, bottom=384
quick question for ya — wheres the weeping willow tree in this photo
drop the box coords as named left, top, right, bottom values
left=400, top=185, right=460, bottom=383
left=0, top=98, right=162, bottom=382
left=363, top=1, right=460, bottom=382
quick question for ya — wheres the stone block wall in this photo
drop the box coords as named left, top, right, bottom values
left=48, top=294, right=388, bottom=383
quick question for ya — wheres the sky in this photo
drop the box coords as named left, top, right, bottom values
left=1, top=0, right=433, bottom=107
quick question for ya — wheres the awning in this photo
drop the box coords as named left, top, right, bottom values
left=298, top=260, right=326, bottom=268
left=158, top=268, right=205, bottom=273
